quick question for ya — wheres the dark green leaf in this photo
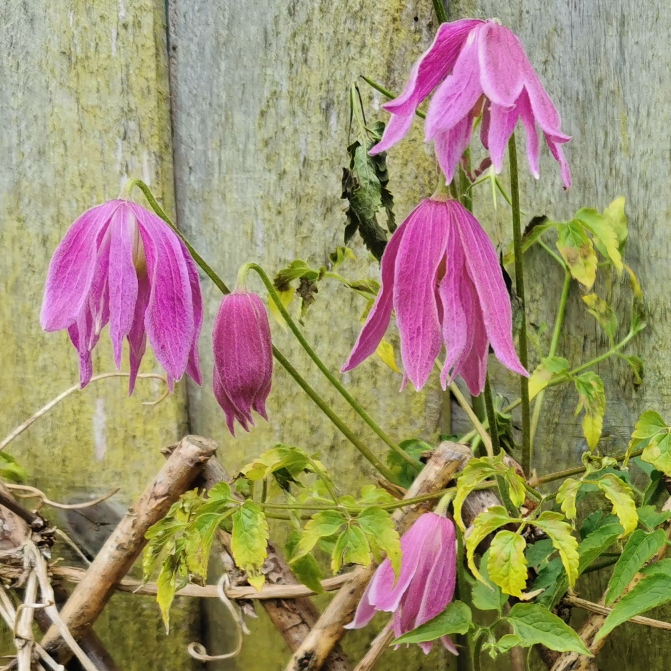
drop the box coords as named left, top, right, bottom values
left=471, top=549, right=509, bottom=612
left=285, top=530, right=324, bottom=594
left=391, top=601, right=472, bottom=645
left=636, top=505, right=671, bottom=531
left=386, top=439, right=427, bottom=488
left=525, top=539, right=555, bottom=568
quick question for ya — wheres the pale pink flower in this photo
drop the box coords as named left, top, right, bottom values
left=371, top=18, right=571, bottom=188
left=212, top=291, right=273, bottom=435
left=342, top=198, right=527, bottom=395
left=41, top=200, right=202, bottom=392
left=346, top=512, right=459, bottom=655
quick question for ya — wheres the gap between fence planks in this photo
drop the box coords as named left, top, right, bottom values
left=38, top=434, right=217, bottom=665
left=163, top=443, right=352, bottom=671
left=284, top=441, right=472, bottom=671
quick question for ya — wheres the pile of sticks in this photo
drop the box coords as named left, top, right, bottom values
left=0, top=436, right=666, bottom=671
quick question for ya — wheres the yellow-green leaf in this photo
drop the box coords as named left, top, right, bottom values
left=356, top=507, right=401, bottom=578
left=582, top=294, right=618, bottom=339
left=331, top=525, right=370, bottom=573
left=533, top=512, right=579, bottom=587
left=528, top=356, right=570, bottom=400
left=454, top=455, right=508, bottom=529
left=488, top=531, right=528, bottom=597
left=556, top=221, right=598, bottom=288
left=556, top=478, right=582, bottom=520
left=574, top=372, right=606, bottom=450
left=268, top=286, right=295, bottom=331
left=603, top=196, right=627, bottom=246
left=642, top=433, right=671, bottom=476
left=465, top=506, right=514, bottom=583
left=231, top=501, right=270, bottom=591
left=375, top=338, right=400, bottom=373
left=575, top=207, right=623, bottom=272
left=505, top=469, right=527, bottom=509
left=597, top=474, right=638, bottom=536
left=293, top=510, right=347, bottom=560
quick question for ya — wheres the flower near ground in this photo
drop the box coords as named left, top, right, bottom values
left=40, top=200, right=203, bottom=392
left=212, top=291, right=273, bottom=435
left=370, top=18, right=571, bottom=188
left=342, top=197, right=527, bottom=395
left=346, top=512, right=459, bottom=654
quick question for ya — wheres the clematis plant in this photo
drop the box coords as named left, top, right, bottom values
left=33, top=8, right=661, bottom=671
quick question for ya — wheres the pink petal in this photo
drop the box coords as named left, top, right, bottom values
left=425, top=27, right=484, bottom=141
left=212, top=365, right=249, bottom=436
left=370, top=19, right=483, bottom=155
left=478, top=23, right=526, bottom=108
left=183, top=250, right=203, bottom=385
left=546, top=134, right=572, bottom=189
left=438, top=221, right=468, bottom=388
left=522, top=62, right=570, bottom=141
left=441, top=636, right=459, bottom=655
left=134, top=205, right=194, bottom=382
left=480, top=101, right=491, bottom=150
left=434, top=112, right=473, bottom=184
left=108, top=205, right=139, bottom=369
left=452, top=202, right=527, bottom=378
left=41, top=201, right=117, bottom=331
left=487, top=102, right=519, bottom=173
left=128, top=274, right=150, bottom=394
left=344, top=582, right=377, bottom=630
left=517, top=90, right=541, bottom=178
left=394, top=201, right=449, bottom=390
left=455, top=275, right=488, bottom=395
left=341, top=211, right=410, bottom=372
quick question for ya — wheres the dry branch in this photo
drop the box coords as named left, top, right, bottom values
left=285, top=441, right=471, bottom=671
left=39, top=435, right=217, bottom=665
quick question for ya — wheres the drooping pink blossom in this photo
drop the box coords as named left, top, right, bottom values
left=212, top=291, right=273, bottom=435
left=370, top=18, right=571, bottom=188
left=346, top=512, right=459, bottom=655
left=41, top=200, right=203, bottom=392
left=342, top=197, right=527, bottom=395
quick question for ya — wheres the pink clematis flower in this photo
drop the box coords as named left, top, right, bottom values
left=342, top=197, right=527, bottom=395
left=40, top=200, right=202, bottom=392
left=212, top=291, right=273, bottom=435
left=346, top=512, right=459, bottom=655
left=370, top=18, right=571, bottom=188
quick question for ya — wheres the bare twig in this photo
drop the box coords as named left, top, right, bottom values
left=7, top=485, right=120, bottom=512
left=14, top=570, right=38, bottom=671
left=0, top=372, right=168, bottom=451
left=39, top=435, right=217, bottom=665
left=564, top=595, right=671, bottom=631
left=353, top=622, right=393, bottom=671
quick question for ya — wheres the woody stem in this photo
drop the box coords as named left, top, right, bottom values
left=244, top=263, right=421, bottom=472
left=130, top=179, right=398, bottom=482
left=508, top=135, right=531, bottom=475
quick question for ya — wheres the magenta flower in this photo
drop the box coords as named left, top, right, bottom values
left=371, top=18, right=571, bottom=188
left=40, top=200, right=203, bottom=392
left=346, top=512, right=458, bottom=655
left=342, top=198, right=526, bottom=395
left=212, top=291, right=273, bottom=435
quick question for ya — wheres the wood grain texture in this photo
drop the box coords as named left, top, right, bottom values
left=0, top=2, right=199, bottom=667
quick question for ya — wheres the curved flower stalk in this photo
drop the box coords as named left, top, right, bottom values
left=346, top=512, right=458, bottom=655
left=343, top=197, right=527, bottom=395
left=41, top=200, right=203, bottom=392
left=370, top=18, right=571, bottom=187
left=212, top=291, right=273, bottom=435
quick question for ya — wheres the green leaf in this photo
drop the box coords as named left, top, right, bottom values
left=494, top=634, right=523, bottom=654
left=556, top=478, right=581, bottom=520
left=528, top=356, right=569, bottom=400
left=331, top=525, right=370, bottom=573
left=471, top=549, right=509, bottom=612
left=502, top=218, right=556, bottom=265
left=575, top=207, right=623, bottom=272
left=231, top=501, right=269, bottom=591
left=293, top=510, right=347, bottom=560
left=556, top=221, right=598, bottom=288
left=533, top=512, right=579, bottom=587
left=488, top=531, right=528, bottom=597
left=391, top=601, right=472, bottom=645
left=466, top=506, right=514, bottom=583
left=582, top=294, right=618, bottom=340
left=595, top=573, right=671, bottom=641
left=156, top=552, right=188, bottom=633
left=606, top=529, right=666, bottom=605
left=273, top=259, right=320, bottom=291
left=357, top=485, right=395, bottom=506
left=597, top=474, right=638, bottom=536
left=577, top=524, right=623, bottom=573
left=0, top=453, right=27, bottom=483
left=525, top=539, right=555, bottom=568
left=603, top=197, right=628, bottom=245
left=533, top=557, right=567, bottom=609
left=241, top=446, right=312, bottom=483
left=637, top=505, right=671, bottom=531
left=454, top=455, right=507, bottom=528
left=574, top=372, right=606, bottom=450
left=386, top=439, right=426, bottom=489
left=641, top=559, right=671, bottom=578
left=356, top=507, right=401, bottom=577
left=285, top=530, right=324, bottom=594
left=632, top=410, right=667, bottom=441
left=507, top=604, right=592, bottom=655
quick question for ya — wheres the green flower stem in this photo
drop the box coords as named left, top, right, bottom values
left=306, top=455, right=341, bottom=506
left=359, top=76, right=426, bottom=119
left=539, top=239, right=566, bottom=269
left=530, top=269, right=572, bottom=446
left=432, top=0, right=448, bottom=23
left=244, top=263, right=422, bottom=472
left=508, top=135, right=531, bottom=476
left=483, top=375, right=500, bottom=454
left=129, top=179, right=397, bottom=482
left=449, top=380, right=493, bottom=456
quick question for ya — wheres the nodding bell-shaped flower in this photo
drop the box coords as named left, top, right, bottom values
left=212, top=291, right=273, bottom=435
left=346, top=512, right=459, bottom=655
left=370, top=18, right=571, bottom=188
left=342, top=197, right=527, bottom=395
left=40, top=200, right=203, bottom=392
